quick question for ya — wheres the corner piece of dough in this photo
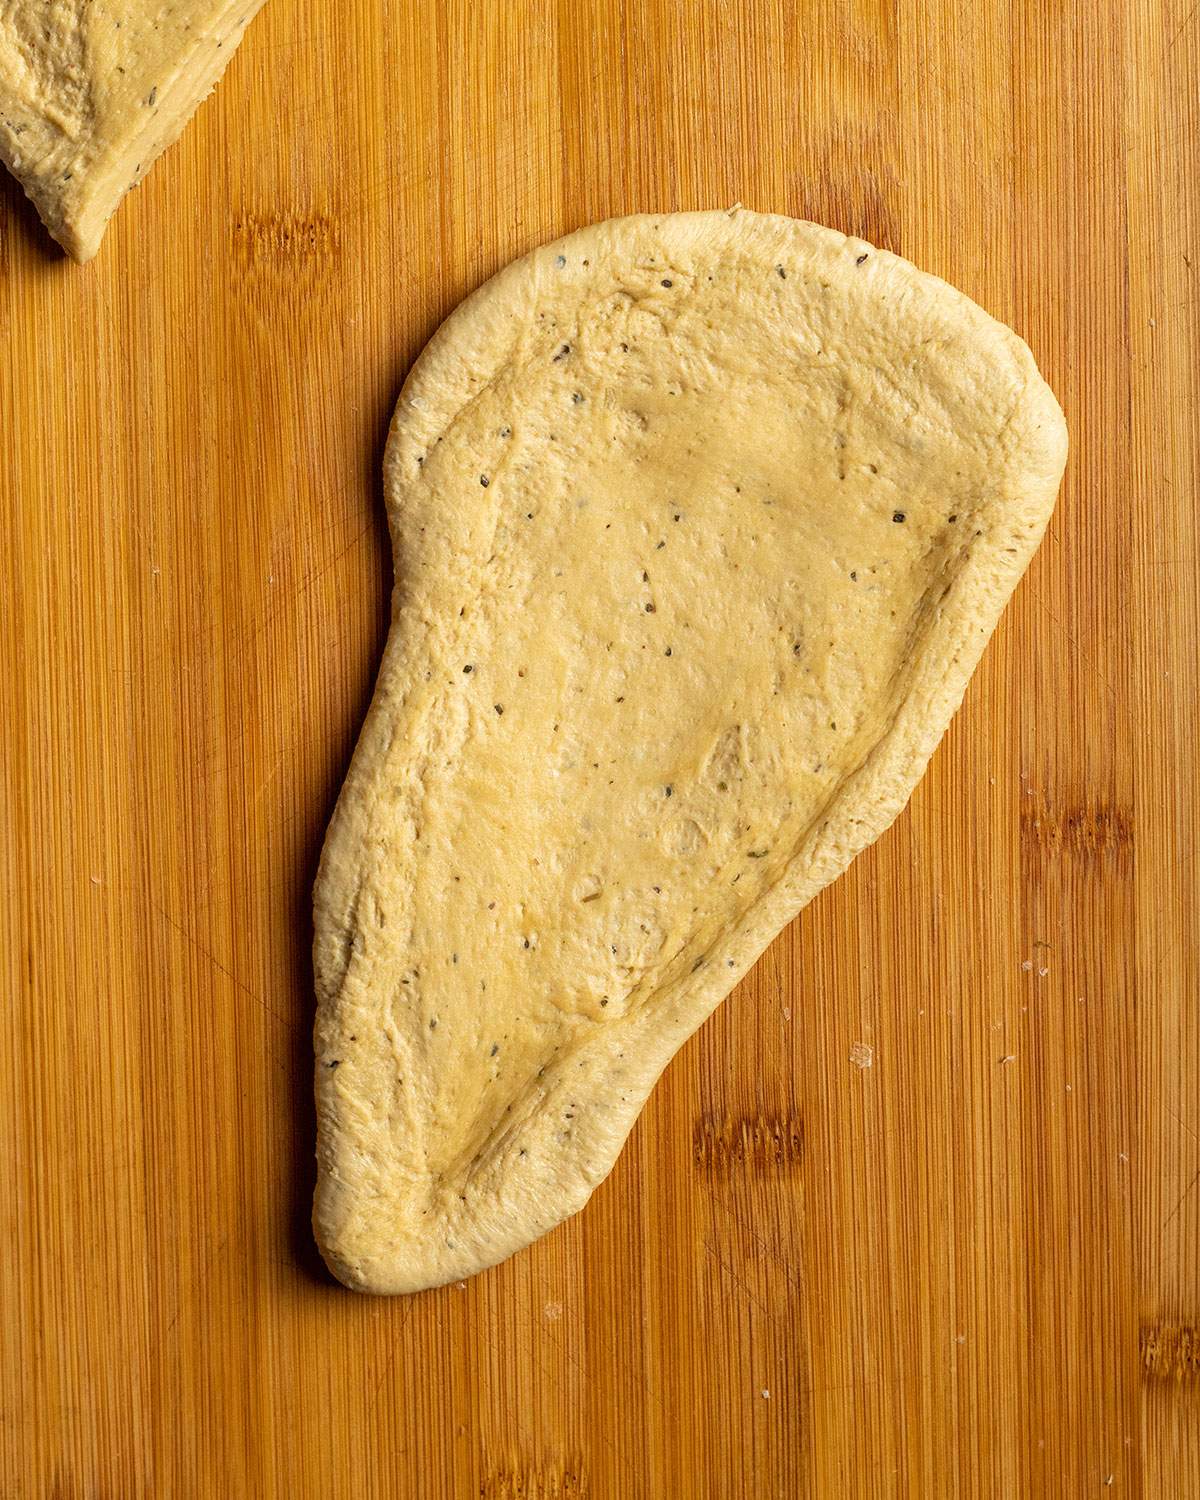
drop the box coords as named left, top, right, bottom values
left=0, top=1, right=265, bottom=262
left=313, top=210, right=1067, bottom=1294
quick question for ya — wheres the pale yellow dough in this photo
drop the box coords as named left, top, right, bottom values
left=0, top=0, right=265, bottom=261
left=313, top=210, right=1067, bottom=1295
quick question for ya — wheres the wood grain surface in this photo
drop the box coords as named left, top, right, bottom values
left=1, top=1, right=1197, bottom=1495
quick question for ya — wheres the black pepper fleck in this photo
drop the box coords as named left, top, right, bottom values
left=463, top=664, right=474, bottom=673
left=480, top=475, right=490, bottom=487
left=665, top=785, right=673, bottom=797
left=494, top=703, right=504, bottom=714
left=645, top=602, right=656, bottom=613
left=893, top=511, right=906, bottom=523
left=491, top=1043, right=500, bottom=1056
left=553, top=343, right=571, bottom=361
left=661, top=278, right=673, bottom=288
left=856, top=252, right=869, bottom=265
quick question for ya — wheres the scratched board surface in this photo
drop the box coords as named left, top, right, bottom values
left=1, top=2, right=1196, bottom=1495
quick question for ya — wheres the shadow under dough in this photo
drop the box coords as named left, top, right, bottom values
left=285, top=385, right=396, bottom=1290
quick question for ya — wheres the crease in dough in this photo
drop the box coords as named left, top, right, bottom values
left=313, top=209, right=1067, bottom=1295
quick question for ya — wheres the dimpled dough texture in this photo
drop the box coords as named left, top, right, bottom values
left=313, top=209, right=1067, bottom=1295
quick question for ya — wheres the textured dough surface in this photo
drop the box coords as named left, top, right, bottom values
left=313, top=209, right=1067, bottom=1295
left=0, top=0, right=264, bottom=261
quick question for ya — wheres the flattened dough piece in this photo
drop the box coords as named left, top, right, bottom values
left=313, top=210, right=1067, bottom=1294
left=0, top=0, right=265, bottom=261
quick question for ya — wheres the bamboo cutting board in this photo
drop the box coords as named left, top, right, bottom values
left=1, top=2, right=1197, bottom=1495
